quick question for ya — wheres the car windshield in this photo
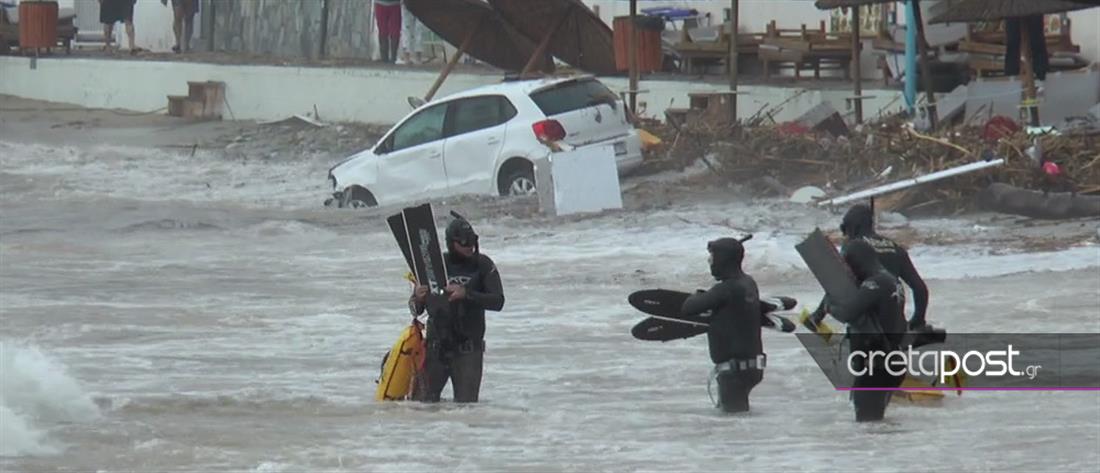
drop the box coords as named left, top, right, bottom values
left=529, top=79, right=618, bottom=117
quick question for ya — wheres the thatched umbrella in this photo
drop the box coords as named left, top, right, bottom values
left=930, top=0, right=1100, bottom=125
left=406, top=0, right=550, bottom=101
left=930, top=0, right=1098, bottom=21
left=815, top=0, right=938, bottom=126
left=488, top=0, right=616, bottom=75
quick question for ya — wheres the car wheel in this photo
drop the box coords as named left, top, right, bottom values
left=341, top=186, right=377, bottom=208
left=503, top=170, right=536, bottom=197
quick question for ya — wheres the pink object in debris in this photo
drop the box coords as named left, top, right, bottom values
left=1042, top=161, right=1062, bottom=176
left=777, top=121, right=812, bottom=136
left=981, top=116, right=1020, bottom=142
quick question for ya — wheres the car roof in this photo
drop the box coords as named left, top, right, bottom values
left=436, top=75, right=597, bottom=102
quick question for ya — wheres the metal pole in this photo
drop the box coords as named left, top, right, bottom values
left=911, top=0, right=938, bottom=128
left=904, top=0, right=917, bottom=112
left=1019, top=23, right=1040, bottom=126
left=819, top=159, right=1006, bottom=206
left=728, top=0, right=739, bottom=124
left=319, top=0, right=330, bottom=59
left=852, top=6, right=863, bottom=124
left=628, top=0, right=638, bottom=116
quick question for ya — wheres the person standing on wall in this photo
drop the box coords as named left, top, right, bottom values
left=161, top=0, right=199, bottom=53
left=398, top=0, right=423, bottom=65
left=98, top=0, right=138, bottom=54
left=374, top=0, right=401, bottom=64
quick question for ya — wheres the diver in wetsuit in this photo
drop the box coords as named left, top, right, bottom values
left=808, top=203, right=930, bottom=331
left=411, top=213, right=505, bottom=403
left=830, top=239, right=908, bottom=422
left=680, top=236, right=765, bottom=413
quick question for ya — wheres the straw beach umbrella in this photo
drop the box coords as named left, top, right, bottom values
left=405, top=0, right=550, bottom=101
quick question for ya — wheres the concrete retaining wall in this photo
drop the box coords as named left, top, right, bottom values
left=0, top=56, right=905, bottom=125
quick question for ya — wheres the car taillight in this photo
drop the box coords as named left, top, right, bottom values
left=532, top=120, right=566, bottom=144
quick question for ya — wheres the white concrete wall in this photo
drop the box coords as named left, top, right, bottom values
left=0, top=56, right=903, bottom=125
left=1069, top=9, right=1100, bottom=67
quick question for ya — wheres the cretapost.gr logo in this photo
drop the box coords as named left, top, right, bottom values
left=797, top=333, right=1100, bottom=391
left=848, top=344, right=1042, bottom=384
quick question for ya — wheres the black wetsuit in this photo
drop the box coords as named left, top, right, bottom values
left=831, top=240, right=907, bottom=422
left=411, top=251, right=504, bottom=403
left=813, top=204, right=929, bottom=329
left=680, top=238, right=764, bottom=413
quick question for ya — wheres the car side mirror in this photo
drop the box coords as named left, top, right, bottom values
left=407, top=96, right=426, bottom=109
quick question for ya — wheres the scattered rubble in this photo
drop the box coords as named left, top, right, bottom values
left=208, top=119, right=388, bottom=164
left=639, top=114, right=1100, bottom=215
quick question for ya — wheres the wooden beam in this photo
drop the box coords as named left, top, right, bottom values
left=522, top=6, right=572, bottom=77
left=425, top=21, right=479, bottom=102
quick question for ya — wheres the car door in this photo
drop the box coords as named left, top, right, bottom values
left=442, top=95, right=514, bottom=195
left=374, top=102, right=450, bottom=203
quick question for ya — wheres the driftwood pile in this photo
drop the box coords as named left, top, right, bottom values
left=639, top=116, right=1100, bottom=215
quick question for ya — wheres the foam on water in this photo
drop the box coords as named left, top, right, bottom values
left=0, top=341, right=100, bottom=457
left=2, top=140, right=1098, bottom=470
left=490, top=222, right=1099, bottom=283
left=0, top=141, right=329, bottom=209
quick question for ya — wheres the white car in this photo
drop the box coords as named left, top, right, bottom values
left=326, top=75, right=644, bottom=208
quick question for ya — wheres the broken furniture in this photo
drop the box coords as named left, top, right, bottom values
left=672, top=22, right=762, bottom=75
left=931, top=0, right=1100, bottom=126
left=167, top=81, right=226, bottom=120
left=758, top=20, right=853, bottom=80
left=0, top=0, right=76, bottom=55
left=640, top=6, right=706, bottom=71
left=664, top=91, right=739, bottom=130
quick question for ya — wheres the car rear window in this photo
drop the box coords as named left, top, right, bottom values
left=529, top=79, right=619, bottom=117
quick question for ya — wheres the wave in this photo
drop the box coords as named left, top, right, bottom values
left=115, top=218, right=226, bottom=233
left=106, top=390, right=355, bottom=416
left=0, top=341, right=100, bottom=457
